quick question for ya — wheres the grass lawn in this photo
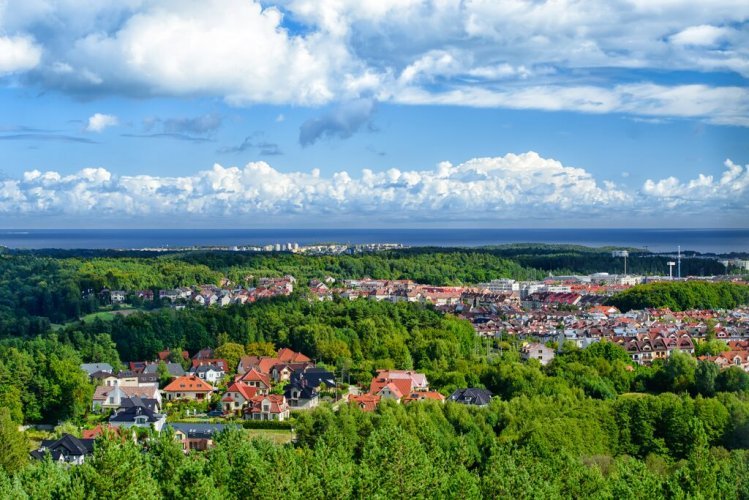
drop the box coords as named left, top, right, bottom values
left=80, top=311, right=116, bottom=322
left=245, top=428, right=294, bottom=444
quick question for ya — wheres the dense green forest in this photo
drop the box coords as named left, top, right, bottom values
left=482, top=244, right=729, bottom=276
left=607, top=281, right=749, bottom=312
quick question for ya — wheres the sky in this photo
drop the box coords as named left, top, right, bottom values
left=0, top=0, right=747, bottom=228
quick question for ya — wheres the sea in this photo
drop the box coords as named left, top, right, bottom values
left=0, top=228, right=747, bottom=254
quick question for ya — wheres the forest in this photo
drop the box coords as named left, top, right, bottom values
left=607, top=281, right=749, bottom=312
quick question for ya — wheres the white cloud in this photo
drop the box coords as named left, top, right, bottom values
left=642, top=159, right=749, bottom=209
left=0, top=35, right=42, bottom=74
left=0, top=152, right=744, bottom=222
left=2, top=1, right=749, bottom=124
left=670, top=25, right=729, bottom=47
left=85, top=113, right=119, bottom=132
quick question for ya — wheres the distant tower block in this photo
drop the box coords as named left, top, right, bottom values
left=612, top=250, right=629, bottom=275
left=667, top=261, right=676, bottom=280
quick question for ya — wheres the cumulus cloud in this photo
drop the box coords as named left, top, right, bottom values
left=0, top=35, right=41, bottom=74
left=0, top=1, right=745, bottom=124
left=299, top=98, right=376, bottom=146
left=642, top=159, right=749, bottom=210
left=0, top=152, right=744, bottom=222
left=85, top=113, right=119, bottom=132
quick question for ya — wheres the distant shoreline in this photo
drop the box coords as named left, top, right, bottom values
left=0, top=228, right=747, bottom=254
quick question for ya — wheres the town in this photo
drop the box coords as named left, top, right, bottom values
left=25, top=269, right=747, bottom=466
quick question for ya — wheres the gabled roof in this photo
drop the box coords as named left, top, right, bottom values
left=110, top=404, right=163, bottom=423
left=402, top=391, right=445, bottom=404
left=142, top=362, right=186, bottom=377
left=80, top=363, right=113, bottom=375
left=163, top=375, right=214, bottom=393
left=33, top=434, right=94, bottom=458
left=349, top=394, right=380, bottom=412
left=377, top=381, right=408, bottom=399
left=246, top=394, right=288, bottom=414
left=223, top=382, right=258, bottom=401
left=277, top=348, right=312, bottom=363
left=236, top=368, right=271, bottom=388
left=190, top=359, right=229, bottom=372
left=169, top=423, right=237, bottom=439
left=448, top=388, right=493, bottom=406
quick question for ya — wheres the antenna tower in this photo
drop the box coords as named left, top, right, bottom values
left=677, top=245, right=681, bottom=279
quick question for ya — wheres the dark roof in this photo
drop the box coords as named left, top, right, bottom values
left=290, top=367, right=336, bottom=389
left=169, top=423, right=237, bottom=439
left=120, top=396, right=160, bottom=413
left=30, top=434, right=94, bottom=460
left=448, top=388, right=493, bottom=406
left=284, top=384, right=317, bottom=400
left=109, top=404, right=162, bottom=423
left=142, top=362, right=186, bottom=377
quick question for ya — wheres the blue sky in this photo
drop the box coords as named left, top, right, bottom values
left=0, top=0, right=747, bottom=228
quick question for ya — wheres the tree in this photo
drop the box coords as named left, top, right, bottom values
left=214, top=342, right=245, bottom=373
left=245, top=341, right=277, bottom=357
left=716, top=366, right=749, bottom=393
left=0, top=408, right=29, bottom=474
left=662, top=351, right=696, bottom=393
left=695, top=361, right=719, bottom=396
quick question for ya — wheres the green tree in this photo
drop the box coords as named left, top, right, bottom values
left=0, top=407, right=29, bottom=474
left=214, top=342, right=245, bottom=373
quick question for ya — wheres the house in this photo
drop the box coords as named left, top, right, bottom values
left=109, top=404, right=166, bottom=432
left=170, top=423, right=236, bottom=453
left=377, top=381, right=409, bottom=402
left=159, top=289, right=179, bottom=301
left=349, top=394, right=381, bottom=412
left=80, top=363, right=113, bottom=377
left=162, top=375, right=214, bottom=401
left=110, top=290, right=126, bottom=303
left=30, top=434, right=95, bottom=465
left=221, top=383, right=259, bottom=415
left=190, top=363, right=225, bottom=385
left=401, top=391, right=446, bottom=404
left=190, top=358, right=229, bottom=373
left=102, top=370, right=159, bottom=387
left=448, top=388, right=493, bottom=407
left=243, top=395, right=290, bottom=421
left=192, top=348, right=215, bottom=360
left=284, top=384, right=319, bottom=410
left=520, top=343, right=556, bottom=366
left=276, top=347, right=312, bottom=363
left=290, top=366, right=336, bottom=389
left=119, top=395, right=161, bottom=414
left=142, top=362, right=186, bottom=379
left=369, top=370, right=429, bottom=399
left=92, top=384, right=161, bottom=411
left=234, top=368, right=271, bottom=394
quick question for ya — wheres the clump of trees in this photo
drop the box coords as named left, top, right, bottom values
left=607, top=281, right=749, bottom=312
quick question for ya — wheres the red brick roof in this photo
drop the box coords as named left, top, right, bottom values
left=349, top=394, right=381, bottom=412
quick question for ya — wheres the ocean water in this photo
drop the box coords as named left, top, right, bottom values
left=0, top=228, right=747, bottom=253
